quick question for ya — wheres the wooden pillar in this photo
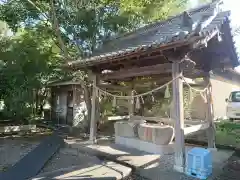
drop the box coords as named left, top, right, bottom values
left=128, top=82, right=135, bottom=117
left=204, top=76, right=216, bottom=149
left=128, top=90, right=135, bottom=116
left=89, top=73, right=97, bottom=144
left=172, top=61, right=185, bottom=172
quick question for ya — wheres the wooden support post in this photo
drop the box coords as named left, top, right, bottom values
left=172, top=61, right=185, bottom=172
left=72, top=85, right=76, bottom=128
left=128, top=90, right=135, bottom=116
left=128, top=83, right=135, bottom=116
left=204, top=76, right=216, bottom=149
left=89, top=73, right=97, bottom=144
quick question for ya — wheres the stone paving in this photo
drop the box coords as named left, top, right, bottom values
left=34, top=147, right=132, bottom=180
left=1, top=135, right=239, bottom=180
left=0, top=135, right=132, bottom=180
left=65, top=139, right=235, bottom=180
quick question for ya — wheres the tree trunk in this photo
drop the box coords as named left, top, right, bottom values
left=50, top=0, right=69, bottom=60
left=35, top=89, right=39, bottom=116
left=81, top=82, right=92, bottom=133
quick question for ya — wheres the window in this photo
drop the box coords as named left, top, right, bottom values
left=229, top=91, right=240, bottom=102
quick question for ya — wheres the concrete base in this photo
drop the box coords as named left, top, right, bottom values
left=174, top=165, right=185, bottom=173
left=87, top=139, right=97, bottom=145
left=208, top=148, right=218, bottom=152
left=115, top=136, right=174, bottom=155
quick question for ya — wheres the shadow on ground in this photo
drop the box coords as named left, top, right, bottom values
left=66, top=140, right=238, bottom=180
left=32, top=160, right=131, bottom=180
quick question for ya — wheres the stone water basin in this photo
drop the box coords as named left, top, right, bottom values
left=138, top=123, right=175, bottom=145
left=114, top=121, right=201, bottom=146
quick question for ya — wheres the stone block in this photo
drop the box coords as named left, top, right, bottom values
left=114, top=121, right=143, bottom=138
left=138, top=124, right=174, bottom=145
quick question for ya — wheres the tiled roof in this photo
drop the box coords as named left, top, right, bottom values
left=68, top=1, right=237, bottom=67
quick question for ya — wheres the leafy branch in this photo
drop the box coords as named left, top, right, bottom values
left=50, top=0, right=70, bottom=61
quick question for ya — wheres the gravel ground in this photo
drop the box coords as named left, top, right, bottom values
left=214, top=153, right=240, bottom=180
left=0, top=138, right=40, bottom=172
left=40, top=147, right=101, bottom=174
left=37, top=147, right=132, bottom=180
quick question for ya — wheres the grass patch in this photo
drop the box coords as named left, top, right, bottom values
left=215, top=121, right=240, bottom=147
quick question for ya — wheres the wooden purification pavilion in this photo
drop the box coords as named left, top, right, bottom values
left=65, top=1, right=239, bottom=173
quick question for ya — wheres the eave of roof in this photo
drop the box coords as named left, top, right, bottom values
left=65, top=0, right=238, bottom=69
left=47, top=79, right=81, bottom=87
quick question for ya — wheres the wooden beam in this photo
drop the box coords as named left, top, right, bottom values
left=127, top=76, right=172, bottom=84
left=204, top=75, right=216, bottom=149
left=100, top=59, right=198, bottom=81
left=99, top=84, right=129, bottom=91
left=172, top=61, right=185, bottom=172
left=99, top=77, right=171, bottom=90
left=100, top=63, right=173, bottom=80
left=184, top=70, right=208, bottom=79
left=89, top=73, right=98, bottom=144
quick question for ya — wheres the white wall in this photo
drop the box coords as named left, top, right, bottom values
left=211, top=77, right=240, bottom=119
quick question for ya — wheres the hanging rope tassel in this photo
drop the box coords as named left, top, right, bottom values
left=200, top=91, right=207, bottom=103
left=164, top=85, right=171, bottom=99
left=130, top=94, right=134, bottom=105
left=98, top=90, right=103, bottom=102
left=103, top=90, right=107, bottom=100
left=89, top=75, right=208, bottom=100
left=98, top=90, right=102, bottom=97
left=96, top=88, right=99, bottom=97
left=136, top=96, right=141, bottom=109
left=151, top=94, right=155, bottom=102
left=112, top=96, right=117, bottom=107
left=189, top=88, right=193, bottom=105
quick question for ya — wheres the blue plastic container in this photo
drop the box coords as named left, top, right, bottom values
left=186, top=147, right=212, bottom=179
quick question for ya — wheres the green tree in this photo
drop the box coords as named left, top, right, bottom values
left=0, top=0, right=190, bottom=124
left=0, top=27, right=63, bottom=121
left=0, top=0, right=190, bottom=55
